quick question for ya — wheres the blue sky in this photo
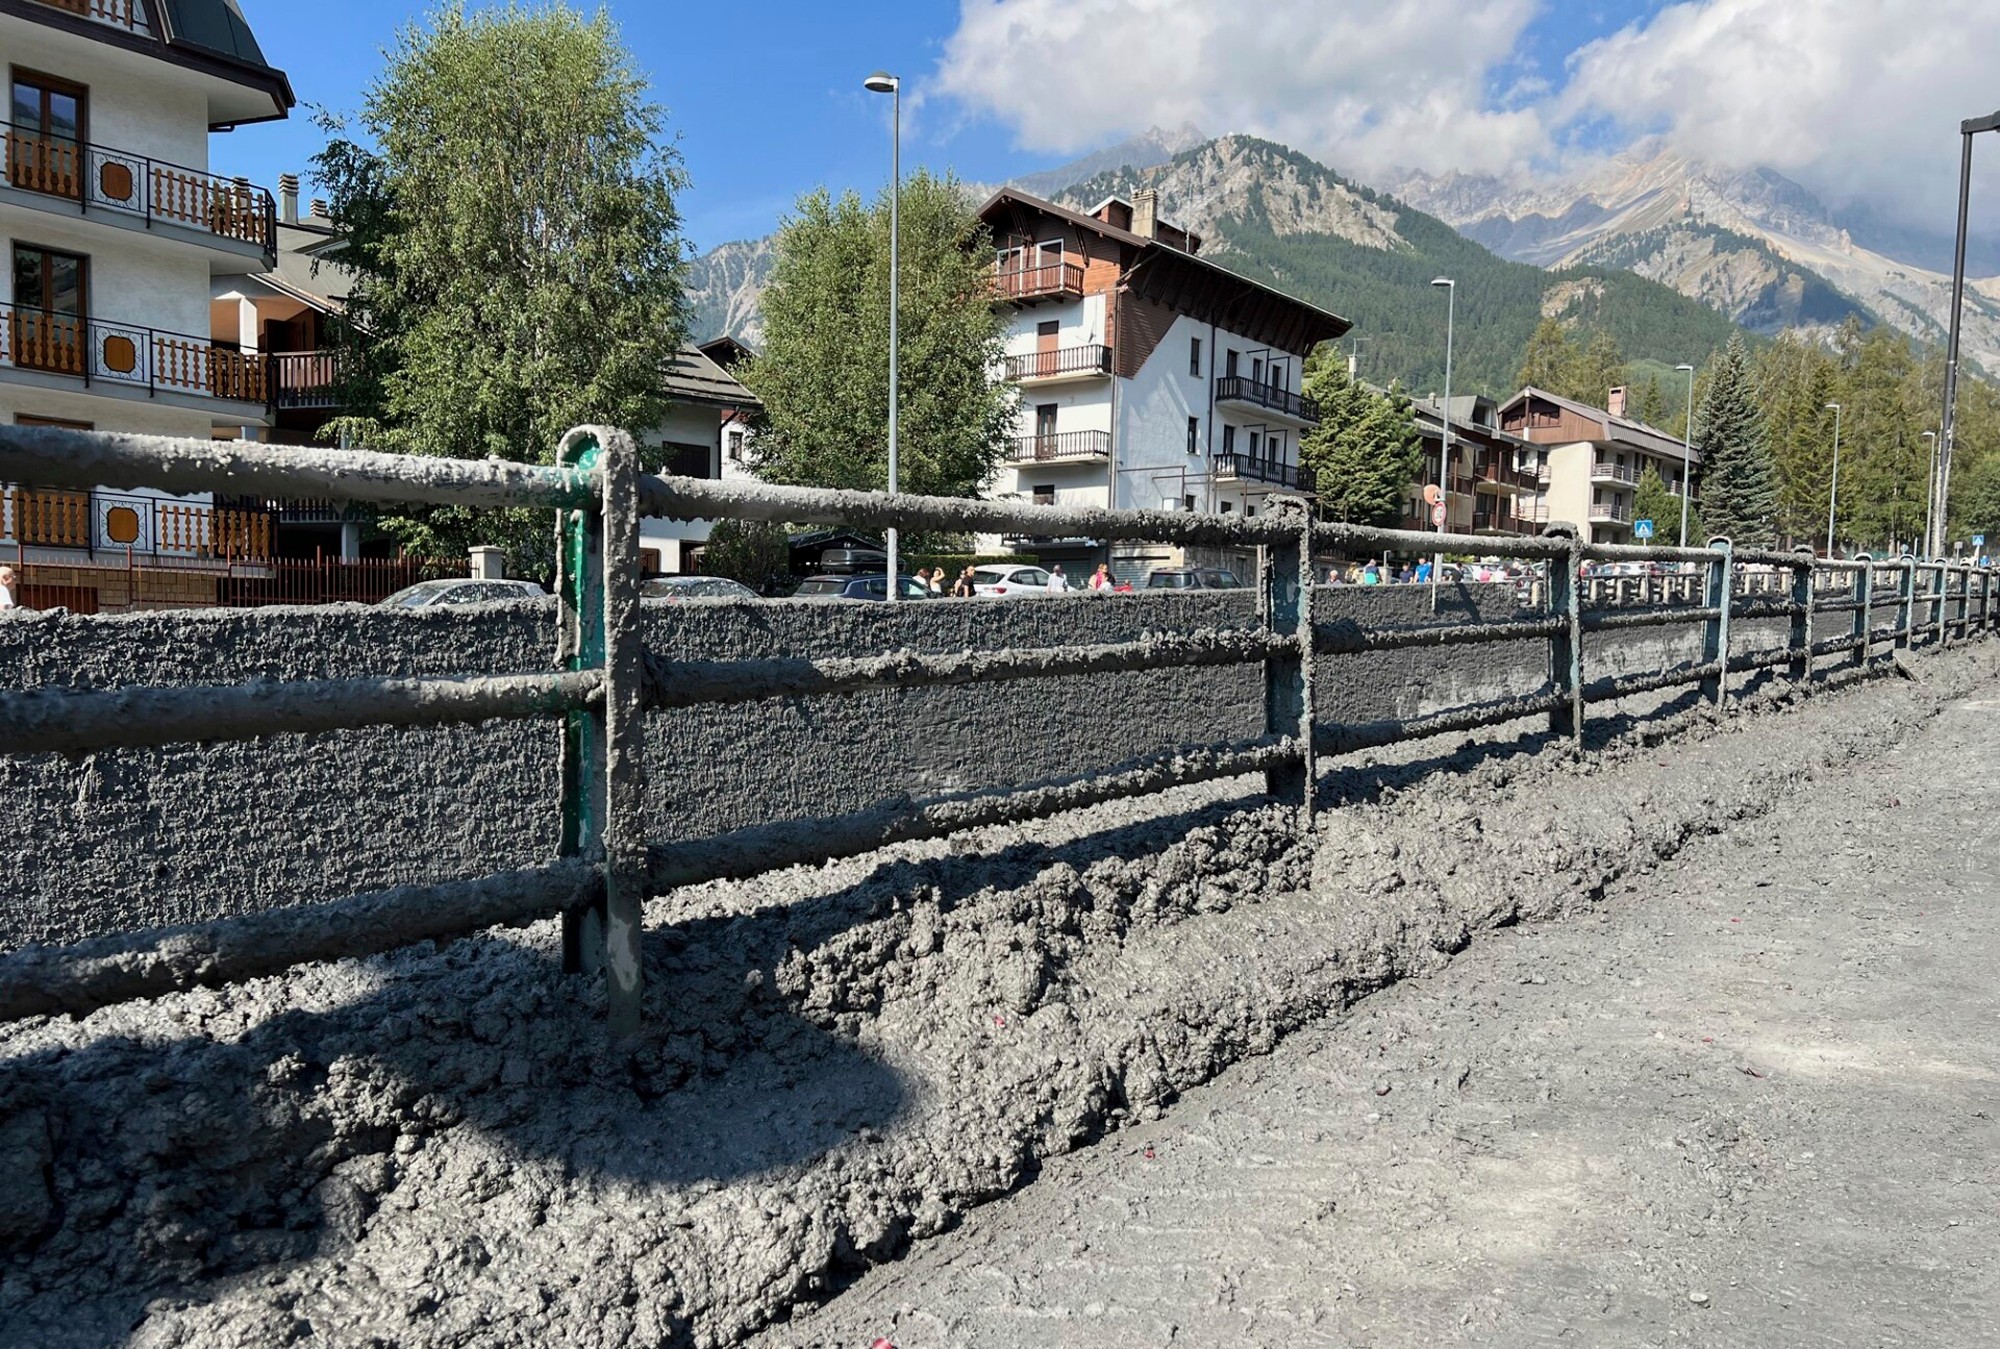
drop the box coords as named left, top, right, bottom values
left=225, top=1, right=1991, bottom=255
left=226, top=1, right=1666, bottom=253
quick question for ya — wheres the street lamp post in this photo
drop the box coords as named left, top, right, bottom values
left=864, top=71, right=902, bottom=598
left=1937, top=110, right=2000, bottom=567
left=1676, top=363, right=1696, bottom=548
left=1430, top=277, right=1455, bottom=611
left=1824, top=401, right=1843, bottom=557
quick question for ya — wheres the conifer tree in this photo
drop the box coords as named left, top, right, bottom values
left=1635, top=375, right=1667, bottom=428
left=1561, top=329, right=1629, bottom=409
left=1300, top=360, right=1423, bottom=526
left=1691, top=335, right=1780, bottom=547
left=1516, top=318, right=1575, bottom=393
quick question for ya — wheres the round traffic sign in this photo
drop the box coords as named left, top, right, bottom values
left=1422, top=484, right=1442, bottom=507
left=1431, top=502, right=1448, bottom=527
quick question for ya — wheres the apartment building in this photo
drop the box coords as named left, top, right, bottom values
left=979, top=186, right=1350, bottom=578
left=0, top=0, right=291, bottom=606
left=1401, top=392, right=1547, bottom=539
left=1497, top=386, right=1700, bottom=545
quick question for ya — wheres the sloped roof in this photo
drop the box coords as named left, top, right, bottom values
left=664, top=343, right=760, bottom=408
left=1501, top=386, right=1699, bottom=463
left=1, top=0, right=295, bottom=122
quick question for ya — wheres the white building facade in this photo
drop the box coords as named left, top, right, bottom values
left=0, top=0, right=291, bottom=606
left=979, top=187, right=1349, bottom=581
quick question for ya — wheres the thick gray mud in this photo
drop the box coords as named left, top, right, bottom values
left=1, top=648, right=1991, bottom=1348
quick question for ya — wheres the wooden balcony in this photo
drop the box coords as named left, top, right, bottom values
left=993, top=260, right=1084, bottom=305
left=1, top=121, right=274, bottom=255
left=272, top=350, right=345, bottom=410
left=1003, top=343, right=1112, bottom=382
left=1, top=487, right=273, bottom=561
left=1, top=305, right=270, bottom=407
left=1006, top=429, right=1111, bottom=463
left=27, top=0, right=147, bottom=30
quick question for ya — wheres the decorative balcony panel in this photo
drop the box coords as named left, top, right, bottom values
left=28, top=0, right=149, bottom=31
left=1, top=486, right=273, bottom=560
left=1, top=304, right=270, bottom=406
left=2, top=121, right=275, bottom=254
left=1212, top=452, right=1301, bottom=489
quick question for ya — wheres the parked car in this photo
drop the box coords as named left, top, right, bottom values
left=817, top=547, right=888, bottom=575
left=378, top=578, right=547, bottom=608
left=642, top=575, right=758, bottom=601
left=1145, top=567, right=1245, bottom=590
left=792, top=573, right=935, bottom=601
left=970, top=563, right=1055, bottom=597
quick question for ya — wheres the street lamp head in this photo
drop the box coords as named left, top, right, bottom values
left=1675, top=363, right=1695, bottom=373
left=1430, top=277, right=1454, bottom=289
left=1924, top=430, right=1938, bottom=440
left=1825, top=402, right=1841, bottom=412
left=863, top=71, right=900, bottom=94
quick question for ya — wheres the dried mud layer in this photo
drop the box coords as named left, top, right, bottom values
left=2, top=647, right=1994, bottom=1348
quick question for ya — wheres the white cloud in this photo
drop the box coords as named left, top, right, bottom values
left=1556, top=0, right=2000, bottom=231
left=931, top=0, right=1550, bottom=179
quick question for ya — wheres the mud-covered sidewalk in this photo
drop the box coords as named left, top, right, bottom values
left=763, top=668, right=2000, bottom=1348
left=3, top=648, right=1996, bottom=1348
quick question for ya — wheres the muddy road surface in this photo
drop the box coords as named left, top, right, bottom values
left=2, top=648, right=1995, bottom=1348
left=762, top=671, right=2000, bottom=1347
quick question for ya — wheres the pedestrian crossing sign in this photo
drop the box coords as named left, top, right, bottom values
left=1634, top=520, right=1655, bottom=540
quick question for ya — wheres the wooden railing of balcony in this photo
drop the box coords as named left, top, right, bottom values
left=5, top=488, right=91, bottom=547
left=29, top=0, right=144, bottom=28
left=2, top=304, right=270, bottom=405
left=993, top=261, right=1084, bottom=303
left=1006, top=429, right=1110, bottom=462
left=272, top=351, right=345, bottom=409
left=0, top=119, right=273, bottom=252
left=1003, top=344, right=1112, bottom=380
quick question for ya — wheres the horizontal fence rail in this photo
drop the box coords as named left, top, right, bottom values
left=0, top=419, right=1993, bottom=1033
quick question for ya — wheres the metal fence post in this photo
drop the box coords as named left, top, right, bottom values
left=1935, top=561, right=1951, bottom=647
left=1851, top=553, right=1873, bottom=670
left=1955, top=564, right=1971, bottom=639
left=1892, top=556, right=1913, bottom=649
left=1985, top=565, right=1995, bottom=633
left=555, top=427, right=648, bottom=1036
left=1788, top=548, right=1813, bottom=683
left=1262, top=497, right=1313, bottom=825
left=1545, top=526, right=1582, bottom=745
left=1702, top=537, right=1734, bottom=708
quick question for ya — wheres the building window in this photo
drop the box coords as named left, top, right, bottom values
left=726, top=429, right=746, bottom=462
left=1246, top=505, right=1257, bottom=518
left=1184, top=494, right=1195, bottom=512
left=1032, top=482, right=1055, bottom=506
left=1189, top=336, right=1202, bottom=377
left=1035, top=403, right=1058, bottom=441
left=12, top=243, right=87, bottom=375
left=1221, top=424, right=1236, bottom=455
left=1219, top=500, right=1234, bottom=514
left=10, top=71, right=86, bottom=202
left=1593, top=488, right=1604, bottom=506
left=1225, top=349, right=1239, bottom=378
left=664, top=442, right=712, bottom=479
left=1186, top=416, right=1200, bottom=454
left=1251, top=356, right=1263, bottom=385
left=1248, top=431, right=1261, bottom=459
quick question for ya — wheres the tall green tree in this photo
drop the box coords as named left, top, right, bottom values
left=1634, top=374, right=1667, bottom=428
left=1516, top=317, right=1575, bottom=392
left=1692, top=335, right=1780, bottom=547
left=1755, top=334, right=1842, bottom=546
left=316, top=1, right=688, bottom=566
left=744, top=171, right=1015, bottom=498
left=1298, top=360, right=1424, bottom=526
left=1631, top=463, right=1702, bottom=548
left=1561, top=329, right=1629, bottom=408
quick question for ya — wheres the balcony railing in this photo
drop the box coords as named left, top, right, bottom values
left=993, top=261, right=1084, bottom=303
left=2, top=486, right=272, bottom=560
left=27, top=0, right=148, bottom=31
left=1471, top=504, right=1540, bottom=536
left=1214, top=375, right=1320, bottom=424
left=1475, top=457, right=1540, bottom=491
left=272, top=350, right=346, bottom=410
left=1591, top=460, right=1640, bottom=485
left=1212, top=453, right=1301, bottom=489
left=0, top=304, right=269, bottom=405
left=1, top=121, right=274, bottom=253
left=1003, top=344, right=1112, bottom=381
left=1590, top=501, right=1634, bottom=524
left=1007, top=429, right=1111, bottom=463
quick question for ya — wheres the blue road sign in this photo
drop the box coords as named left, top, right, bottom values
left=1633, top=519, right=1655, bottom=540
left=1975, top=534, right=1986, bottom=548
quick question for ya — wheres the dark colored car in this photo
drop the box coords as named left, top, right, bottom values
left=817, top=547, right=889, bottom=575
left=378, top=578, right=547, bottom=608
left=1145, top=567, right=1245, bottom=591
left=642, top=575, right=759, bottom=601
left=793, top=573, right=935, bottom=601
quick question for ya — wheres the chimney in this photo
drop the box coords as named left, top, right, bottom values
left=278, top=173, right=299, bottom=225
left=309, top=198, right=329, bottom=221
left=1607, top=386, right=1628, bottom=419
left=1132, top=187, right=1159, bottom=240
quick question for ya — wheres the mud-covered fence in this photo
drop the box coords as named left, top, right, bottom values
left=0, top=423, right=1991, bottom=1033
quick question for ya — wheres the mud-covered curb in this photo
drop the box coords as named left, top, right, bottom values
left=1, top=647, right=1993, bottom=1348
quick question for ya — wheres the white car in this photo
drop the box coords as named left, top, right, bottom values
left=971, top=563, right=1058, bottom=597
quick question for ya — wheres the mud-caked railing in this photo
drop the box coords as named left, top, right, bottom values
left=0, top=423, right=1992, bottom=1033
